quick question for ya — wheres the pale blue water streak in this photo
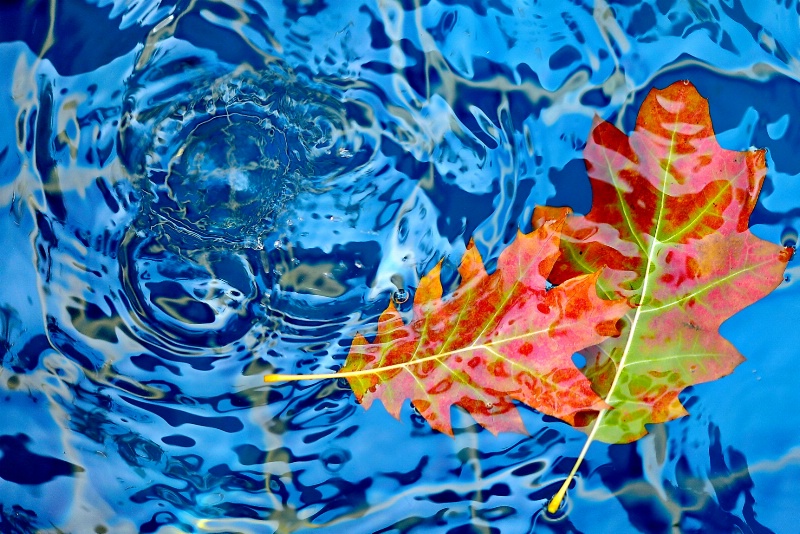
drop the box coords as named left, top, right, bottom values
left=0, top=1, right=799, bottom=533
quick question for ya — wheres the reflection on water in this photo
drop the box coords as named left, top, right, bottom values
left=1, top=0, right=799, bottom=532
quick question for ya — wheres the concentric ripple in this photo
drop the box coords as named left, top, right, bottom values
left=7, top=0, right=800, bottom=532
left=119, top=60, right=375, bottom=248
left=118, top=227, right=266, bottom=357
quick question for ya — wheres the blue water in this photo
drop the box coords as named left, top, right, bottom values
left=1, top=1, right=799, bottom=532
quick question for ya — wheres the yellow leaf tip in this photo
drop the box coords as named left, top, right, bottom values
left=546, top=491, right=566, bottom=516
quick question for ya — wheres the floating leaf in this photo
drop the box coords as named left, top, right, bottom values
left=263, top=80, right=793, bottom=516
left=267, top=217, right=629, bottom=436
left=543, top=80, right=793, bottom=512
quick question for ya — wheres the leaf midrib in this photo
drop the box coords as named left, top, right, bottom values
left=395, top=233, right=554, bottom=400
left=348, top=312, right=578, bottom=381
left=595, top=108, right=680, bottom=421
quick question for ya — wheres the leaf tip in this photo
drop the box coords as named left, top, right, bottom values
left=350, top=331, right=369, bottom=347
left=780, top=245, right=795, bottom=263
left=532, top=205, right=572, bottom=230
left=415, top=259, right=445, bottom=305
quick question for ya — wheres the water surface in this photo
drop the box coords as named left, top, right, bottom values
left=0, top=1, right=799, bottom=532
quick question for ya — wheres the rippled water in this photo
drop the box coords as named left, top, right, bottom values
left=1, top=1, right=799, bottom=532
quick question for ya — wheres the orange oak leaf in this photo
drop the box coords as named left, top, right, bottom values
left=537, top=81, right=793, bottom=447
left=339, top=217, right=629, bottom=436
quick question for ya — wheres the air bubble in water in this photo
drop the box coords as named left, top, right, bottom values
left=780, top=226, right=797, bottom=248
left=391, top=288, right=409, bottom=305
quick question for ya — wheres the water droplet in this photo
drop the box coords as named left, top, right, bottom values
left=320, top=448, right=351, bottom=473
left=391, top=289, right=409, bottom=305
left=780, top=226, right=797, bottom=248
left=354, top=260, right=363, bottom=269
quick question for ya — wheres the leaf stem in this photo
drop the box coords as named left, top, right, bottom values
left=548, top=102, right=676, bottom=513
left=264, top=324, right=561, bottom=384
left=546, top=409, right=606, bottom=514
left=263, top=372, right=343, bottom=383
left=263, top=349, right=464, bottom=384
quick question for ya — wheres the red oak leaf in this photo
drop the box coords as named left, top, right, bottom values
left=537, top=81, right=793, bottom=445
left=339, top=217, right=629, bottom=436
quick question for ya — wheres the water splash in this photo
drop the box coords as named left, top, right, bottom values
left=120, top=57, right=376, bottom=248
